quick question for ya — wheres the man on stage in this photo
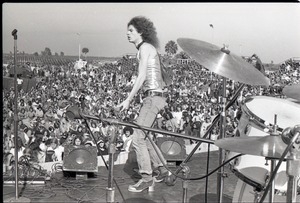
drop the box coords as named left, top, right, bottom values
left=116, top=16, right=169, bottom=193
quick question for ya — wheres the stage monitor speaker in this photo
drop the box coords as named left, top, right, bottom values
left=63, top=145, right=98, bottom=173
left=156, top=137, right=186, bottom=163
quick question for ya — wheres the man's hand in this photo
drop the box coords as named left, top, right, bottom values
left=116, top=99, right=131, bottom=112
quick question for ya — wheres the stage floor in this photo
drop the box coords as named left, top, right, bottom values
left=3, top=151, right=299, bottom=203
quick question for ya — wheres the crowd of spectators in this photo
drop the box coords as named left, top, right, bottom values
left=3, top=54, right=300, bottom=172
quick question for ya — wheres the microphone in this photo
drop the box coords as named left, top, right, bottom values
left=281, top=125, right=300, bottom=145
left=65, top=106, right=84, bottom=120
left=65, top=106, right=119, bottom=124
left=65, top=105, right=101, bottom=121
left=12, top=29, right=18, bottom=40
left=108, top=125, right=118, bottom=144
left=12, top=29, right=18, bottom=36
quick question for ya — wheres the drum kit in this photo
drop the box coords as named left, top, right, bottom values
left=177, top=38, right=300, bottom=203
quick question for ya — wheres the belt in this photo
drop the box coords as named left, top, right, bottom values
left=144, top=90, right=167, bottom=97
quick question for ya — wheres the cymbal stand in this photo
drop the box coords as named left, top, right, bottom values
left=286, top=132, right=300, bottom=203
left=167, top=83, right=245, bottom=186
left=217, top=76, right=227, bottom=203
left=268, top=114, right=278, bottom=203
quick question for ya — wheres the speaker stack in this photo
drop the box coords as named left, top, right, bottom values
left=156, top=137, right=187, bottom=167
left=63, top=145, right=98, bottom=179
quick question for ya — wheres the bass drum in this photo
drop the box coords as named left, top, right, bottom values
left=233, top=179, right=300, bottom=203
left=237, top=96, right=300, bottom=137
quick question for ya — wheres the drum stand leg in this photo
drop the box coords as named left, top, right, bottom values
left=268, top=160, right=276, bottom=203
left=286, top=156, right=300, bottom=203
left=286, top=129, right=300, bottom=203
left=268, top=115, right=278, bottom=203
left=254, top=189, right=262, bottom=203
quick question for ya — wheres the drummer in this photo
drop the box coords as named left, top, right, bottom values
left=250, top=54, right=265, bottom=75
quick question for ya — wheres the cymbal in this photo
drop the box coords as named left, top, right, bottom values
left=177, top=38, right=270, bottom=86
left=283, top=84, right=300, bottom=101
left=215, top=136, right=289, bottom=159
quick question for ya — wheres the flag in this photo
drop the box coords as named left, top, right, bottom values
left=209, top=24, right=214, bottom=28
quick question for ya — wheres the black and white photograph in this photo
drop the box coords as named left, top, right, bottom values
left=2, top=3, right=300, bottom=203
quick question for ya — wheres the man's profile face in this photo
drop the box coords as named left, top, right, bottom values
left=127, top=25, right=142, bottom=44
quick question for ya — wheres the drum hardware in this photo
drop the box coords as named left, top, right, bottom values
left=269, top=114, right=279, bottom=203
left=175, top=37, right=300, bottom=202
left=176, top=37, right=270, bottom=203
left=258, top=126, right=300, bottom=203
left=220, top=128, right=300, bottom=203
left=265, top=159, right=269, bottom=166
left=217, top=76, right=227, bottom=203
left=254, top=190, right=262, bottom=203
left=223, top=96, right=300, bottom=202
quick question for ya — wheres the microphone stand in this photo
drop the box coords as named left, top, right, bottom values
left=106, top=125, right=117, bottom=203
left=66, top=104, right=214, bottom=144
left=82, top=119, right=126, bottom=203
left=217, top=76, right=227, bottom=203
left=4, top=30, right=31, bottom=203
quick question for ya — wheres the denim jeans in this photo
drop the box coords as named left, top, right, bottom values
left=131, top=96, right=167, bottom=176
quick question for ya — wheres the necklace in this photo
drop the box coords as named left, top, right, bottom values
left=136, top=41, right=144, bottom=50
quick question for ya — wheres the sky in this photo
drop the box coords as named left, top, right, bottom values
left=2, top=3, right=300, bottom=63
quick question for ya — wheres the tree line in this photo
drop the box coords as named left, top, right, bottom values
left=23, top=40, right=189, bottom=59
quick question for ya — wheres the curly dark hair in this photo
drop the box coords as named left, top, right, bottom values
left=128, top=16, right=159, bottom=48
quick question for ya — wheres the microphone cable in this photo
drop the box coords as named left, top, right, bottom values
left=130, top=121, right=243, bottom=181
left=205, top=131, right=212, bottom=203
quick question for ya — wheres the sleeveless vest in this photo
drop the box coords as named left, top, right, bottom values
left=137, top=43, right=164, bottom=91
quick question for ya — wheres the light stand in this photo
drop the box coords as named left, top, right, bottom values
left=4, top=30, right=30, bottom=203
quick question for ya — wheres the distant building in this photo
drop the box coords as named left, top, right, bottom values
left=74, top=59, right=87, bottom=70
left=287, top=57, right=300, bottom=64
left=124, top=53, right=137, bottom=59
left=176, top=59, right=193, bottom=65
